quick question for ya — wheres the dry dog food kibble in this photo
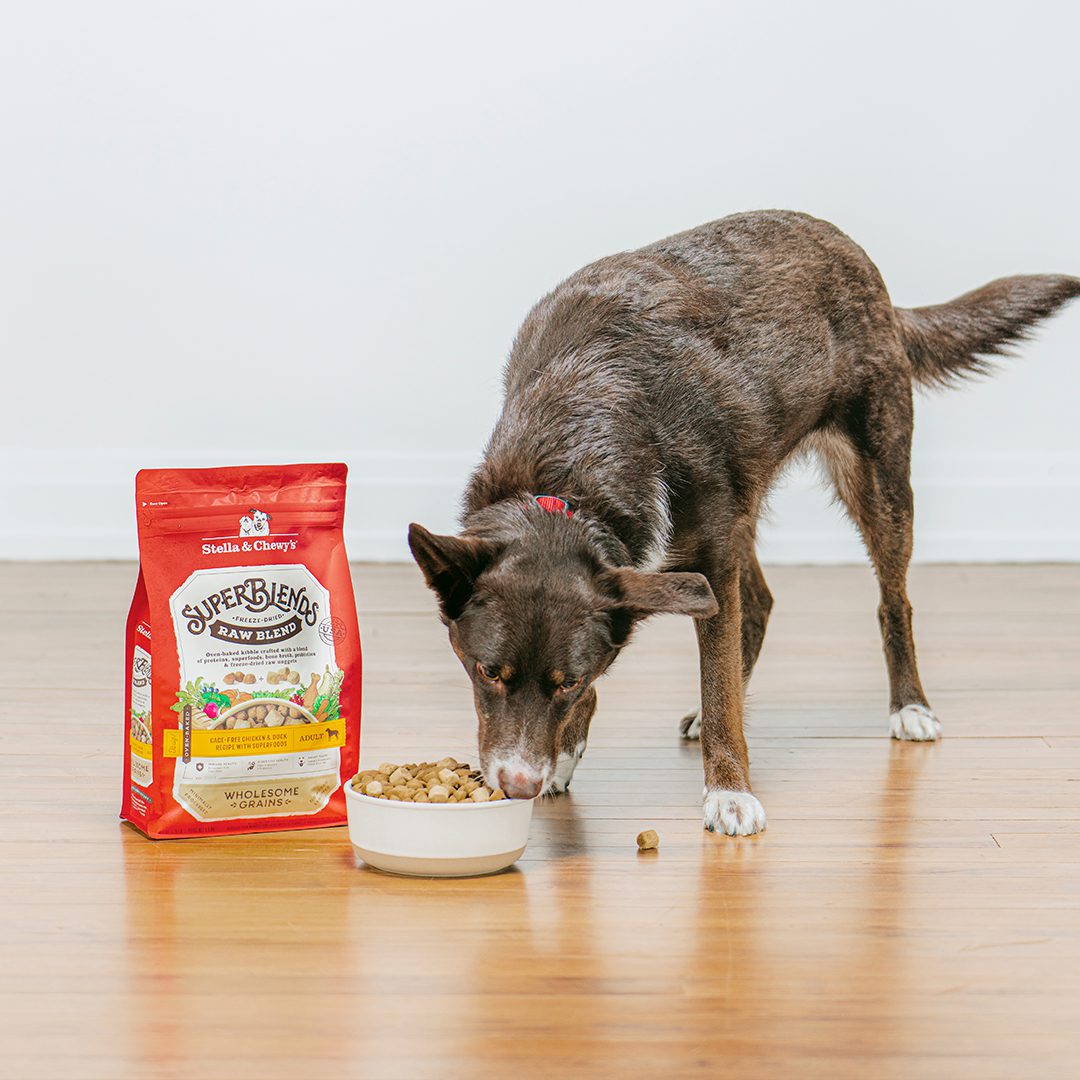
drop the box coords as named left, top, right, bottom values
left=267, top=666, right=302, bottom=685
left=636, top=829, right=660, bottom=851
left=222, top=671, right=258, bottom=685
left=352, top=759, right=506, bottom=803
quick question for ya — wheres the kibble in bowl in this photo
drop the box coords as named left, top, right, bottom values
left=345, top=758, right=535, bottom=877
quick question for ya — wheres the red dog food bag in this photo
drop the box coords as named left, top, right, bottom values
left=122, top=463, right=361, bottom=838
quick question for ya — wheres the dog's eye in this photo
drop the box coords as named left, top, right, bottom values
left=476, top=662, right=502, bottom=683
left=558, top=675, right=584, bottom=692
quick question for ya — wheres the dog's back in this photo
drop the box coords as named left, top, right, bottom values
left=469, top=210, right=1078, bottom=550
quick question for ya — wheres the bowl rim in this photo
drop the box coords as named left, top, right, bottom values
left=345, top=783, right=532, bottom=810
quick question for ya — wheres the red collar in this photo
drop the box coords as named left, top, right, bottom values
left=533, top=494, right=574, bottom=518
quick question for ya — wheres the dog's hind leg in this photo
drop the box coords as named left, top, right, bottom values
left=819, top=381, right=939, bottom=741
left=678, top=708, right=702, bottom=739
left=547, top=686, right=597, bottom=794
left=680, top=522, right=772, bottom=740
left=736, top=521, right=774, bottom=681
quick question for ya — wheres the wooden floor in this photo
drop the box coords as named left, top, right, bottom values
left=2, top=562, right=1079, bottom=1079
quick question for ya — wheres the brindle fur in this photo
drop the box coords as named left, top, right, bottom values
left=409, top=210, right=1079, bottom=832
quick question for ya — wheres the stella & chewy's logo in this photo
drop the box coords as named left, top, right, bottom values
left=181, top=577, right=319, bottom=644
left=201, top=507, right=299, bottom=555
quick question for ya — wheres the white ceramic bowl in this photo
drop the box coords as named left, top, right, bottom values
left=344, top=779, right=535, bottom=877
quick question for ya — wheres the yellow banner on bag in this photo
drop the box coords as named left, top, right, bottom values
left=162, top=718, right=346, bottom=759
left=129, top=736, right=153, bottom=760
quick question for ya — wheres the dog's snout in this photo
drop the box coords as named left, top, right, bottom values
left=496, top=766, right=544, bottom=800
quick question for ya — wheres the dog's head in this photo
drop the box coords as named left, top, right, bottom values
left=408, top=519, right=716, bottom=798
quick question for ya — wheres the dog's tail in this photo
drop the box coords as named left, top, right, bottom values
left=895, top=274, right=1080, bottom=389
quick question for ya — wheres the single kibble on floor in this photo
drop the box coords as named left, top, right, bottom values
left=636, top=829, right=660, bottom=851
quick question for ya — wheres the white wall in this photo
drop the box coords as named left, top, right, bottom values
left=2, top=0, right=1078, bottom=562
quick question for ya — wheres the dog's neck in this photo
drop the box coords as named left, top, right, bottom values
left=461, top=335, right=675, bottom=570
left=461, top=481, right=671, bottom=572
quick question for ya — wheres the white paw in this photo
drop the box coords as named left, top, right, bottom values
left=889, top=703, right=942, bottom=742
left=679, top=710, right=701, bottom=739
left=703, top=788, right=767, bottom=835
left=546, top=740, right=586, bottom=794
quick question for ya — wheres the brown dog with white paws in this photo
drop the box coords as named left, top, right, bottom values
left=410, top=210, right=1078, bottom=834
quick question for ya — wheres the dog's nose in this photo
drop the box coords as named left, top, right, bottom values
left=497, top=768, right=543, bottom=800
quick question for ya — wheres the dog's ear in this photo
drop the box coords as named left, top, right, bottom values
left=408, top=523, right=501, bottom=621
left=600, top=568, right=718, bottom=645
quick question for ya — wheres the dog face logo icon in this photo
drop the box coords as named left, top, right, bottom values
left=239, top=509, right=272, bottom=537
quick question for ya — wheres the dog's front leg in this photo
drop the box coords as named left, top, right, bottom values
left=547, top=686, right=597, bottom=794
left=697, top=568, right=766, bottom=835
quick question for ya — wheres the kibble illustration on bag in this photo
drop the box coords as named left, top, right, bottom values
left=122, top=463, right=362, bottom=838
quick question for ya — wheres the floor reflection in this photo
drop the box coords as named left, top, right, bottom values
left=115, top=738, right=942, bottom=1071
left=679, top=736, right=937, bottom=1055
left=121, top=827, right=352, bottom=1073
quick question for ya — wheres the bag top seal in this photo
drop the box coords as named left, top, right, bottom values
left=137, top=462, right=347, bottom=501
left=136, top=463, right=348, bottom=537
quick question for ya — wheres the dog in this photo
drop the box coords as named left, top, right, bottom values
left=408, top=210, right=1078, bottom=835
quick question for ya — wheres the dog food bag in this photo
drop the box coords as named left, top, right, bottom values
left=121, top=463, right=362, bottom=838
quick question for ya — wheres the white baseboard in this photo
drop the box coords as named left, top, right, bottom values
left=1, top=449, right=1077, bottom=563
